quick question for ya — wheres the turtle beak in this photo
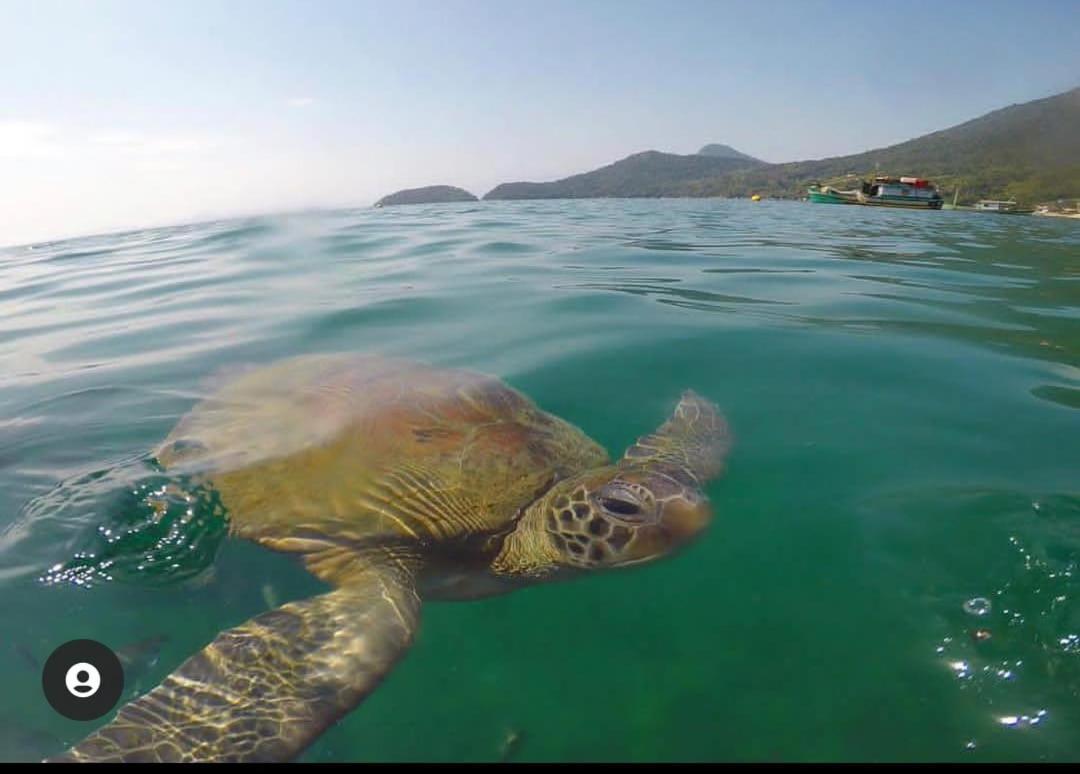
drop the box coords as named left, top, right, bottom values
left=661, top=496, right=712, bottom=544
left=613, top=497, right=711, bottom=566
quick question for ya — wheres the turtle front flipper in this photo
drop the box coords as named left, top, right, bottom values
left=49, top=559, right=421, bottom=763
left=621, top=390, right=731, bottom=483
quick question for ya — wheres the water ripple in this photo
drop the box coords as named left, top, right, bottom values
left=2, top=199, right=1079, bottom=761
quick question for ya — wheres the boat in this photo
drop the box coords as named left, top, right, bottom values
left=857, top=176, right=943, bottom=209
left=809, top=176, right=944, bottom=209
left=807, top=184, right=859, bottom=204
left=974, top=199, right=1034, bottom=215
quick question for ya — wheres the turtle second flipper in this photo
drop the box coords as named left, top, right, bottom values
left=49, top=560, right=421, bottom=763
left=621, top=390, right=731, bottom=484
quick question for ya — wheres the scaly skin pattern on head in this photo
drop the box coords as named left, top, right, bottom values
left=492, top=390, right=730, bottom=578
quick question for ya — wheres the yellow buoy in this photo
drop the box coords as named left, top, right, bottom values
left=751, top=194, right=761, bottom=202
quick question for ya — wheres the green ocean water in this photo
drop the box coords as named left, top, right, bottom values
left=1, top=199, right=1078, bottom=762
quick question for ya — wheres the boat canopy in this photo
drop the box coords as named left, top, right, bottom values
left=873, top=175, right=932, bottom=188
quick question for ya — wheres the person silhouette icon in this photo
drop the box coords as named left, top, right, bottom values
left=43, top=640, right=124, bottom=721
left=65, top=663, right=101, bottom=697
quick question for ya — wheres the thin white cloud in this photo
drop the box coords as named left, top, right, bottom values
left=0, top=125, right=216, bottom=162
left=1, top=122, right=229, bottom=245
left=145, top=137, right=208, bottom=154
left=286, top=97, right=316, bottom=108
left=89, top=130, right=143, bottom=147
left=0, top=121, right=65, bottom=159
left=88, top=130, right=215, bottom=155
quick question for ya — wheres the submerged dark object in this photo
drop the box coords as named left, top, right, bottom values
left=116, top=634, right=168, bottom=673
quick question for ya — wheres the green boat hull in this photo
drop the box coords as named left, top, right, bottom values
left=809, top=185, right=943, bottom=209
left=858, top=195, right=944, bottom=209
left=808, top=187, right=857, bottom=205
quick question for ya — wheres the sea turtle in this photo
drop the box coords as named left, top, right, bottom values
left=53, top=354, right=731, bottom=762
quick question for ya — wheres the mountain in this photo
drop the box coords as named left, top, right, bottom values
left=483, top=149, right=763, bottom=200
left=680, top=86, right=1080, bottom=204
left=696, top=143, right=761, bottom=163
left=375, top=185, right=478, bottom=207
left=484, top=87, right=1080, bottom=205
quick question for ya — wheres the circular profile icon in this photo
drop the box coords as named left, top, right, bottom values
left=42, top=639, right=124, bottom=721
left=65, top=662, right=102, bottom=697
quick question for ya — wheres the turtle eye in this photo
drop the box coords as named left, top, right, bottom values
left=600, top=497, right=641, bottom=517
left=596, top=484, right=647, bottom=521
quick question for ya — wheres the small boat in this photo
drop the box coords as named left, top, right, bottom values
left=974, top=199, right=1033, bottom=215
left=857, top=176, right=943, bottom=209
left=807, top=184, right=859, bottom=205
left=809, top=176, right=943, bottom=209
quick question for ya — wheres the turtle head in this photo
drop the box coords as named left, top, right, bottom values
left=494, top=391, right=730, bottom=577
left=532, top=464, right=713, bottom=569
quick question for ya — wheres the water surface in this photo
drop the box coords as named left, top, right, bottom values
left=1, top=199, right=1079, bottom=761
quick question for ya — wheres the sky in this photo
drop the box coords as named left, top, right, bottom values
left=1, top=0, right=1078, bottom=246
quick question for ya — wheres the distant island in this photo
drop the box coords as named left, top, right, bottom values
left=481, top=86, right=1079, bottom=206
left=375, top=185, right=478, bottom=207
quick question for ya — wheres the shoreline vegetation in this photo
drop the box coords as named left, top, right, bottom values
left=379, top=86, right=1079, bottom=210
